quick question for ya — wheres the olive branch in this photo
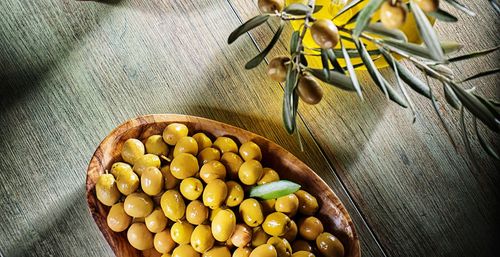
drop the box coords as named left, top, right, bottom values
left=228, top=0, right=500, bottom=162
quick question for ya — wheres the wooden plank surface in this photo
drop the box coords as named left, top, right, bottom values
left=0, top=0, right=382, bottom=256
left=229, top=1, right=500, bottom=257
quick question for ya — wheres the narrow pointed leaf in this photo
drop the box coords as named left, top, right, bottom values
left=228, top=14, right=270, bottom=44
left=313, top=5, right=323, bottom=13
left=448, top=45, right=500, bottom=62
left=290, top=31, right=300, bottom=54
left=382, top=38, right=434, bottom=60
left=353, top=0, right=384, bottom=38
left=341, top=39, right=363, bottom=100
left=249, top=180, right=301, bottom=199
left=443, top=82, right=460, bottom=109
left=460, top=107, right=479, bottom=170
left=365, top=23, right=408, bottom=41
left=428, top=78, right=457, bottom=148
left=428, top=9, right=458, bottom=22
left=444, top=0, right=476, bottom=16
left=473, top=94, right=500, bottom=119
left=459, top=68, right=500, bottom=83
left=284, top=3, right=310, bottom=15
left=245, top=22, right=284, bottom=69
left=441, top=41, right=463, bottom=55
left=320, top=49, right=330, bottom=79
left=326, top=48, right=346, bottom=74
left=335, top=0, right=364, bottom=18
left=473, top=117, right=500, bottom=160
left=333, top=48, right=380, bottom=58
left=391, top=52, right=417, bottom=122
left=283, top=65, right=299, bottom=134
left=411, top=2, right=445, bottom=61
left=308, top=69, right=358, bottom=91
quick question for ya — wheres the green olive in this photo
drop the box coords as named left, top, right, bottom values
left=171, top=245, right=200, bottom=257
left=154, top=228, right=176, bottom=254
left=211, top=209, right=236, bottom=242
left=213, top=137, right=238, bottom=154
left=114, top=164, right=140, bottom=195
left=180, top=177, right=204, bottom=200
left=145, top=208, right=168, bottom=233
left=121, top=138, right=145, bottom=165
left=170, top=153, right=199, bottom=179
left=283, top=220, right=298, bottom=242
left=225, top=181, right=244, bottom=207
left=127, top=223, right=154, bottom=250
left=251, top=226, right=270, bottom=247
left=291, top=251, right=315, bottom=257
left=133, top=154, right=161, bottom=177
left=239, top=198, right=264, bottom=227
left=414, top=0, right=439, bottom=12
left=170, top=221, right=194, bottom=245
left=190, top=224, right=215, bottom=253
left=267, top=237, right=292, bottom=257
left=292, top=240, right=313, bottom=253
left=250, top=244, right=278, bottom=257
left=173, top=136, right=199, bottom=157
left=294, top=190, right=319, bottom=216
left=200, top=160, right=227, bottom=183
left=142, top=167, right=164, bottom=196
left=192, top=132, right=212, bottom=150
left=257, top=0, right=284, bottom=13
left=107, top=203, right=132, bottom=232
left=230, top=224, right=252, bottom=248
left=297, top=75, right=323, bottom=105
left=204, top=246, right=231, bottom=257
left=233, top=247, right=252, bottom=257
left=262, top=212, right=291, bottom=237
left=197, top=147, right=221, bottom=165
left=239, top=141, right=262, bottom=161
left=203, top=179, right=228, bottom=209
left=238, top=160, right=264, bottom=185
left=145, top=135, right=169, bottom=156
left=299, top=217, right=324, bottom=241
left=220, top=152, right=244, bottom=180
left=160, top=165, right=180, bottom=190
left=267, top=56, right=290, bottom=82
left=186, top=200, right=209, bottom=225
left=310, top=19, right=339, bottom=49
left=380, top=1, right=407, bottom=29
left=315, top=232, right=344, bottom=257
left=111, top=162, right=132, bottom=176
left=96, top=174, right=121, bottom=206
left=124, top=192, right=154, bottom=218
left=275, top=194, right=299, bottom=217
left=209, top=207, right=223, bottom=222
left=160, top=190, right=186, bottom=221
left=257, top=168, right=280, bottom=185
left=260, top=199, right=276, bottom=216
left=163, top=123, right=189, bottom=146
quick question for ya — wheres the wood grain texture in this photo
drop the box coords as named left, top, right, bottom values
left=229, top=1, right=500, bottom=257
left=0, top=0, right=379, bottom=256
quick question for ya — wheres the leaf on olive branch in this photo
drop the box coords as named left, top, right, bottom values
left=325, top=48, right=346, bottom=74
left=290, top=31, right=300, bottom=54
left=428, top=9, right=458, bottom=22
left=443, top=0, right=476, bottom=16
left=427, top=75, right=458, bottom=148
left=382, top=38, right=435, bottom=60
left=334, top=0, right=364, bottom=18
left=284, top=3, right=310, bottom=15
left=391, top=51, right=417, bottom=122
left=441, top=41, right=463, bottom=55
left=283, top=64, right=299, bottom=134
left=458, top=68, right=500, bottom=83
left=353, top=0, right=384, bottom=38
left=411, top=1, right=445, bottom=62
left=320, top=49, right=330, bottom=79
left=473, top=117, right=500, bottom=160
left=307, top=68, right=361, bottom=92
left=365, top=23, right=408, bottom=42
left=340, top=38, right=363, bottom=100
left=443, top=82, right=461, bottom=110
left=460, top=107, right=479, bottom=169
left=474, top=94, right=500, bottom=120
left=228, top=14, right=270, bottom=44
left=245, top=21, right=285, bottom=69
left=448, top=45, right=500, bottom=62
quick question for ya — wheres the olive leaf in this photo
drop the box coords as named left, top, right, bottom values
left=443, top=82, right=461, bottom=109
left=284, top=3, right=310, bottom=15
left=365, top=23, right=408, bottom=42
left=290, top=31, right=300, bottom=54
left=283, top=64, right=299, bottom=134
left=335, top=0, right=364, bottom=18
left=333, top=48, right=380, bottom=58
left=474, top=94, right=500, bottom=119
left=443, top=0, right=476, bottom=16
left=411, top=1, right=445, bottom=61
left=249, top=180, right=301, bottom=199
left=228, top=14, right=270, bottom=44
left=458, top=68, right=500, bottom=83
left=448, top=45, right=500, bottom=62
left=391, top=51, right=417, bottom=122
left=428, top=9, right=458, bottom=22
left=459, top=107, right=478, bottom=169
left=340, top=39, right=363, bottom=100
left=245, top=21, right=284, bottom=69
left=428, top=76, right=457, bottom=148
left=441, top=41, right=463, bottom=55
left=473, top=117, right=500, bottom=160
left=320, top=49, right=330, bottom=79
left=353, top=0, right=384, bottom=38
left=307, top=69, right=359, bottom=91
left=313, top=5, right=323, bottom=13
left=381, top=38, right=434, bottom=60
left=326, top=48, right=345, bottom=74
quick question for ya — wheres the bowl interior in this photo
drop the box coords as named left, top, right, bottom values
left=86, top=114, right=360, bottom=257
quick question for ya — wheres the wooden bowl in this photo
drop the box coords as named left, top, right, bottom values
left=86, top=114, right=360, bottom=257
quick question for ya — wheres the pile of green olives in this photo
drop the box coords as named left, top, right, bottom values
left=96, top=123, right=345, bottom=257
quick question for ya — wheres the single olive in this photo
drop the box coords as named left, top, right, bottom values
left=111, top=162, right=132, bottom=177
left=213, top=136, right=238, bottom=154
left=190, top=224, right=215, bottom=253
left=124, top=192, right=154, bottom=218
left=238, top=141, right=261, bottom=161
left=295, top=190, right=319, bottom=216
left=283, top=220, right=298, bottom=242
left=170, top=153, right=199, bottom=179
left=197, top=147, right=221, bottom=165
left=249, top=244, right=278, bottom=257
left=200, top=160, right=227, bottom=183
left=251, top=226, right=270, bottom=247
left=262, top=212, right=291, bottom=236
left=220, top=152, right=244, bottom=179
left=192, top=132, right=212, bottom=150
left=173, top=136, right=199, bottom=157
left=267, top=237, right=292, bottom=257
left=297, top=75, right=323, bottom=105
left=258, top=0, right=284, bottom=13
left=291, top=251, right=315, bottom=257
left=127, top=223, right=154, bottom=250
left=233, top=247, right=252, bottom=257
left=211, top=209, right=236, bottom=242
left=275, top=194, right=299, bottom=217
left=225, top=181, right=244, bottom=207
left=133, top=154, right=161, bottom=177
left=162, top=123, right=189, bottom=146
left=310, top=19, right=339, bottom=49
left=261, top=199, right=276, bottom=215
left=154, top=228, right=176, bottom=254
left=170, top=221, right=194, bottom=245
left=145, top=208, right=168, bottom=233
left=145, top=135, right=169, bottom=156
left=180, top=177, right=204, bottom=201
left=142, top=167, right=164, bottom=196
left=239, top=198, right=264, bottom=227
left=380, top=1, right=407, bottom=29
left=230, top=224, right=253, bottom=248
left=209, top=207, right=223, bottom=222
left=204, top=246, right=231, bottom=257
left=257, top=168, right=280, bottom=185
left=203, top=179, right=228, bottom=209
left=107, top=202, right=132, bottom=232
left=292, top=240, right=313, bottom=253
left=160, top=165, right=180, bottom=190
left=316, top=232, right=344, bottom=257
left=186, top=200, right=209, bottom=225
left=238, top=160, right=264, bottom=185
left=121, top=138, right=145, bottom=165
left=171, top=244, right=200, bottom=257
left=299, top=217, right=324, bottom=241
left=160, top=190, right=186, bottom=221
left=414, top=0, right=439, bottom=12
left=114, top=165, right=140, bottom=195
left=267, top=56, right=290, bottom=82
left=96, top=174, right=121, bottom=206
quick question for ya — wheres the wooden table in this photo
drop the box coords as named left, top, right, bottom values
left=0, top=0, right=498, bottom=256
